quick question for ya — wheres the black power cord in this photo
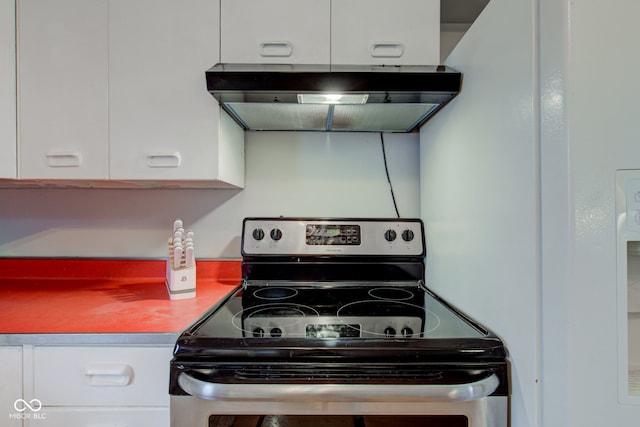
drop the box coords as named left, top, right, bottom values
left=380, top=132, right=400, bottom=218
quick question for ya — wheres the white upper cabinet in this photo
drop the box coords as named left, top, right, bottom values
left=16, top=0, right=244, bottom=187
left=221, top=0, right=331, bottom=64
left=331, top=0, right=440, bottom=66
left=108, top=0, right=242, bottom=185
left=220, top=0, right=439, bottom=66
left=17, top=0, right=109, bottom=179
left=0, top=0, right=16, bottom=179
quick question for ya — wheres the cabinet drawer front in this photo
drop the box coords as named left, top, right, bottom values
left=33, top=346, right=172, bottom=406
left=23, top=407, right=169, bottom=427
left=221, top=0, right=330, bottom=64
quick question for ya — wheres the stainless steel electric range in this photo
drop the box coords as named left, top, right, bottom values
left=170, top=218, right=509, bottom=427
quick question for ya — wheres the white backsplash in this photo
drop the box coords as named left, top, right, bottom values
left=0, top=132, right=419, bottom=258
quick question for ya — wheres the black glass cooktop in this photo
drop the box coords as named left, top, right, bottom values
left=185, top=282, right=488, bottom=340
left=173, top=281, right=507, bottom=364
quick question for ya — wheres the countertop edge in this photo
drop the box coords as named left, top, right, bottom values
left=0, top=333, right=180, bottom=346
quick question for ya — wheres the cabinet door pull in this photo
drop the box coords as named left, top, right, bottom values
left=146, top=152, right=182, bottom=168
left=259, top=41, right=293, bottom=57
left=370, top=43, right=405, bottom=58
left=45, top=152, right=82, bottom=167
left=84, top=363, right=133, bottom=386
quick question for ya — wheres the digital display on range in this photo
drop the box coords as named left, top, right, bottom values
left=306, top=324, right=361, bottom=338
left=306, top=224, right=361, bottom=246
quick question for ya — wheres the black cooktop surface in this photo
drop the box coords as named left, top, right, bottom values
left=190, top=282, right=485, bottom=340
left=173, top=282, right=506, bottom=363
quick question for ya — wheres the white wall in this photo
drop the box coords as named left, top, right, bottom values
left=425, top=0, right=640, bottom=425
left=440, top=24, right=468, bottom=63
left=420, top=1, right=539, bottom=427
left=0, top=132, right=420, bottom=258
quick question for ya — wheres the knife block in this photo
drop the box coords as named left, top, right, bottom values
left=165, top=260, right=196, bottom=300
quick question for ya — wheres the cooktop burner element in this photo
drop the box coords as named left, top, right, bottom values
left=368, top=287, right=415, bottom=300
left=252, top=287, right=298, bottom=300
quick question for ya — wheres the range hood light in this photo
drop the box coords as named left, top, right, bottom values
left=297, top=94, right=370, bottom=104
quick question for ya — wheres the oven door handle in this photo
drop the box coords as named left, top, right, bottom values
left=177, top=372, right=500, bottom=402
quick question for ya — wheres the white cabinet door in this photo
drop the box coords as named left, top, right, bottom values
left=0, top=346, right=22, bottom=427
left=109, top=0, right=243, bottom=185
left=0, top=0, right=16, bottom=179
left=331, top=0, right=440, bottom=66
left=33, top=346, right=172, bottom=407
left=17, top=0, right=109, bottom=179
left=221, top=0, right=330, bottom=64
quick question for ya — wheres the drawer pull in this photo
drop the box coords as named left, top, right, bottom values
left=259, top=41, right=293, bottom=57
left=84, top=364, right=133, bottom=386
left=370, top=43, right=405, bottom=58
left=45, top=152, right=82, bottom=167
left=146, top=152, right=181, bottom=168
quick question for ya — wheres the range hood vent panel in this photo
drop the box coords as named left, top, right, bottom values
left=226, top=103, right=330, bottom=131
left=206, top=64, right=462, bottom=133
left=331, top=104, right=438, bottom=132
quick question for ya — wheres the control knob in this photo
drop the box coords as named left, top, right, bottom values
left=270, top=228, right=283, bottom=241
left=402, top=229, right=415, bottom=242
left=270, top=327, right=283, bottom=338
left=401, top=327, right=414, bottom=337
left=252, top=228, right=265, bottom=241
left=252, top=327, right=265, bottom=338
left=384, top=229, right=397, bottom=242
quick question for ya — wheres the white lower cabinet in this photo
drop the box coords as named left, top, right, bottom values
left=0, top=346, right=23, bottom=427
left=26, top=346, right=173, bottom=427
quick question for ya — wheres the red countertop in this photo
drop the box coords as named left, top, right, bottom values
left=0, top=259, right=241, bottom=334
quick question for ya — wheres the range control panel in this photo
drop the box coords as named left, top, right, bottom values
left=243, top=316, right=423, bottom=339
left=242, top=218, right=424, bottom=256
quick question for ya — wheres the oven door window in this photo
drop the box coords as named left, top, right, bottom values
left=210, top=415, right=468, bottom=427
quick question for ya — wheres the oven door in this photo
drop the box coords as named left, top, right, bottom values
left=170, top=367, right=507, bottom=427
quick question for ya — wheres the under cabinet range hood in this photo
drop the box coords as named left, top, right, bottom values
left=205, top=64, right=462, bottom=133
